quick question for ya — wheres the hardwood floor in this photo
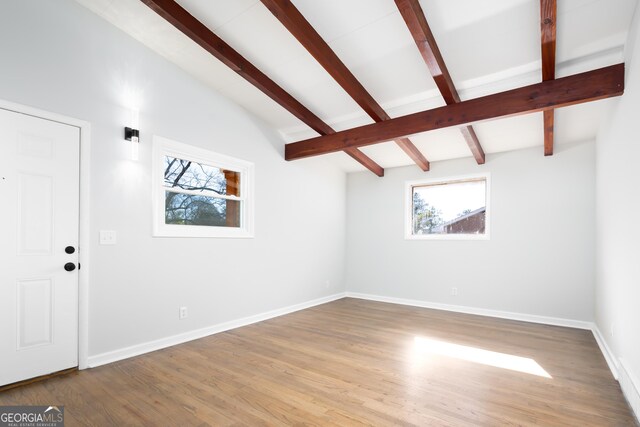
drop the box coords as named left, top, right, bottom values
left=1, top=298, right=636, bottom=426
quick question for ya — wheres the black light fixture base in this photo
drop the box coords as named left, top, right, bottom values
left=124, top=127, right=140, bottom=141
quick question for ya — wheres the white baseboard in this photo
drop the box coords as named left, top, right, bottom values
left=87, top=292, right=346, bottom=368
left=345, top=292, right=593, bottom=330
left=591, top=325, right=619, bottom=379
left=619, top=358, right=640, bottom=423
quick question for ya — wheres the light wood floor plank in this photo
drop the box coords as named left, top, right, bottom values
left=0, top=298, right=636, bottom=426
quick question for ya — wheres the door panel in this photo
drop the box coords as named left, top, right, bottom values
left=0, top=108, right=80, bottom=386
left=18, top=173, right=54, bottom=255
left=18, top=278, right=54, bottom=349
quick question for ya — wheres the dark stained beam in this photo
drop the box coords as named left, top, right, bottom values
left=541, top=0, right=557, bottom=81
left=543, top=111, right=554, bottom=156
left=541, top=0, right=557, bottom=156
left=344, top=148, right=384, bottom=176
left=459, top=127, right=485, bottom=166
left=285, top=64, right=624, bottom=160
left=260, top=0, right=429, bottom=171
left=343, top=149, right=383, bottom=176
left=140, top=0, right=383, bottom=176
left=395, top=0, right=485, bottom=165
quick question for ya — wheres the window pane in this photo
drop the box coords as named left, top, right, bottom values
left=164, top=156, right=240, bottom=196
left=165, top=191, right=241, bottom=227
left=412, top=179, right=486, bottom=235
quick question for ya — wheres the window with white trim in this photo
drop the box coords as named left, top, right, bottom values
left=405, top=174, right=490, bottom=240
left=152, top=136, right=254, bottom=238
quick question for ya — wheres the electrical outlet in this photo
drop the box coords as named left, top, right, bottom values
left=325, top=280, right=330, bottom=289
left=179, top=306, right=188, bottom=320
left=451, top=287, right=458, bottom=296
left=610, top=323, right=615, bottom=337
left=99, top=230, right=117, bottom=245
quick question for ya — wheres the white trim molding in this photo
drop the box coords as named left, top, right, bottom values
left=591, top=325, right=640, bottom=422
left=405, top=173, right=491, bottom=241
left=152, top=135, right=255, bottom=239
left=88, top=292, right=346, bottom=367
left=0, top=99, right=91, bottom=371
left=345, top=292, right=592, bottom=329
left=591, top=325, right=620, bottom=379
left=619, top=358, right=640, bottom=422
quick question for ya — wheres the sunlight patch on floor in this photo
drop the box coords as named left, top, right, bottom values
left=412, top=336, right=552, bottom=378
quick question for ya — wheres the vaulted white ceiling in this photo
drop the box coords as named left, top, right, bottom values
left=75, top=0, right=638, bottom=172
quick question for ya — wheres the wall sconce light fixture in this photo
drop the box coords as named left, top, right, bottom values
left=124, top=126, right=140, bottom=161
left=124, top=127, right=139, bottom=143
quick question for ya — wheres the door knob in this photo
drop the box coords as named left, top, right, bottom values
left=65, top=246, right=75, bottom=254
left=64, top=262, right=76, bottom=272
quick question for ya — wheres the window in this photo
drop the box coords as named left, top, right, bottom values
left=405, top=174, right=490, bottom=240
left=152, top=136, right=254, bottom=238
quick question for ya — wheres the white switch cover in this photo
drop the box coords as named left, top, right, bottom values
left=99, top=230, right=117, bottom=245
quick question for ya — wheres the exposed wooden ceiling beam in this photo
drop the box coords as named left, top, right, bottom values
left=140, top=0, right=384, bottom=176
left=285, top=64, right=624, bottom=160
left=343, top=148, right=384, bottom=177
left=395, top=0, right=485, bottom=165
left=543, top=110, right=554, bottom=156
left=260, top=0, right=430, bottom=171
left=541, top=0, right=557, bottom=156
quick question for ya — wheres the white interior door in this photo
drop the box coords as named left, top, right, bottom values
left=0, top=108, right=80, bottom=386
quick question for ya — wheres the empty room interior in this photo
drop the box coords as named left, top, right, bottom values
left=1, top=0, right=639, bottom=425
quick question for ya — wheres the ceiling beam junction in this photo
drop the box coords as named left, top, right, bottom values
left=261, top=0, right=430, bottom=171
left=141, top=0, right=384, bottom=176
left=395, top=0, right=485, bottom=164
left=284, top=64, right=624, bottom=160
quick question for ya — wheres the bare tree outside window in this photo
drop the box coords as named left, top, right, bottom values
left=152, top=136, right=254, bottom=238
left=164, top=156, right=240, bottom=227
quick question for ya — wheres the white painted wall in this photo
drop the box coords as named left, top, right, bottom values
left=1, top=5, right=634, bottom=411
left=595, top=1, right=640, bottom=417
left=346, top=143, right=596, bottom=322
left=0, top=0, right=347, bottom=357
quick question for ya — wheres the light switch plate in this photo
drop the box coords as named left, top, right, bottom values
left=99, top=230, right=117, bottom=245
